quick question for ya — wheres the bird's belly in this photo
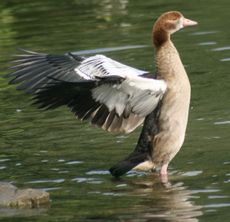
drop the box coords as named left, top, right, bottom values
left=152, top=89, right=190, bottom=166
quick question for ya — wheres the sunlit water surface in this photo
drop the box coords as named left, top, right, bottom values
left=0, top=0, right=229, bottom=221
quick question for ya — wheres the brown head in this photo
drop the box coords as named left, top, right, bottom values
left=153, top=11, right=197, bottom=48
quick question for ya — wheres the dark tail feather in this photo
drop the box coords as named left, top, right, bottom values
left=109, top=151, right=149, bottom=177
left=110, top=104, right=161, bottom=177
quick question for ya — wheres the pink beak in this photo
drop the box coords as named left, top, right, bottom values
left=183, top=18, right=198, bottom=27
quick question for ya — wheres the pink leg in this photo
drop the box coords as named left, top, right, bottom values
left=160, top=163, right=168, bottom=175
left=160, top=163, right=169, bottom=184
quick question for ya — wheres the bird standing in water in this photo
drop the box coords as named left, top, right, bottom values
left=7, top=11, right=197, bottom=180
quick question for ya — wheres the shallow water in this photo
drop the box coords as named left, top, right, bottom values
left=0, top=0, right=230, bottom=221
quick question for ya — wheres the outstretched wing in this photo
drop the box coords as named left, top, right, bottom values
left=8, top=49, right=167, bottom=133
left=8, top=49, right=84, bottom=93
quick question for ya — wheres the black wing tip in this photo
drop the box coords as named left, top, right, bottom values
left=5, top=49, right=45, bottom=78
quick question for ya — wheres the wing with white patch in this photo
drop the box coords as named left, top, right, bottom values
left=92, top=76, right=166, bottom=117
left=8, top=49, right=167, bottom=133
left=91, top=75, right=166, bottom=133
left=33, top=74, right=166, bottom=133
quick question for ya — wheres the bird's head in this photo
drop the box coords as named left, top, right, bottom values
left=153, top=11, right=198, bottom=47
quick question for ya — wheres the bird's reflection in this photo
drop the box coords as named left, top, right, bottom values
left=117, top=173, right=203, bottom=222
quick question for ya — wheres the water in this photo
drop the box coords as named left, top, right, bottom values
left=0, top=0, right=230, bottom=221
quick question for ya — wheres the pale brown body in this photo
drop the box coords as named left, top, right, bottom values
left=153, top=41, right=191, bottom=169
left=133, top=11, right=196, bottom=175
left=133, top=41, right=191, bottom=173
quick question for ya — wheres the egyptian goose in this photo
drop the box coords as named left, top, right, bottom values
left=8, top=11, right=197, bottom=179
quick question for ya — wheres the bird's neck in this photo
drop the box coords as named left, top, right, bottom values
left=153, top=28, right=170, bottom=49
left=155, top=39, right=186, bottom=82
left=152, top=27, right=185, bottom=81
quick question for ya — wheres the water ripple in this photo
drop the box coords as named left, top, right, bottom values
left=182, top=171, right=203, bottom=177
left=0, top=159, right=10, bottom=162
left=220, top=58, right=230, bottom=62
left=43, top=187, right=62, bottom=192
left=102, top=192, right=123, bottom=196
left=26, top=179, right=65, bottom=184
left=58, top=170, right=69, bottom=174
left=223, top=162, right=230, bottom=165
left=65, top=160, right=84, bottom=165
left=208, top=195, right=229, bottom=199
left=214, top=120, right=230, bottom=125
left=212, top=46, right=230, bottom=51
left=190, top=31, right=219, bottom=36
left=198, top=41, right=217, bottom=46
left=72, top=177, right=95, bottom=183
left=192, top=189, right=220, bottom=194
left=204, top=203, right=230, bottom=208
left=72, top=177, right=103, bottom=184
left=86, top=170, right=110, bottom=175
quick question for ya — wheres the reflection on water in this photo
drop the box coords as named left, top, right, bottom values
left=116, top=175, right=203, bottom=222
left=95, top=0, right=129, bottom=21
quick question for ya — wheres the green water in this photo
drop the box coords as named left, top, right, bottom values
left=0, top=0, right=230, bottom=221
